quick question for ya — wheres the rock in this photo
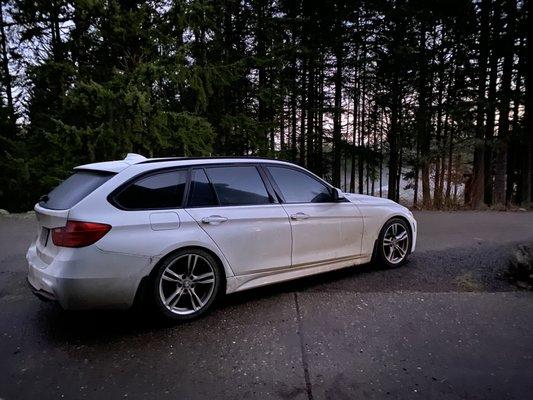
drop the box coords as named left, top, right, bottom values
left=511, top=245, right=533, bottom=270
left=508, top=244, right=533, bottom=290
left=516, top=281, right=532, bottom=290
left=0, top=209, right=9, bottom=215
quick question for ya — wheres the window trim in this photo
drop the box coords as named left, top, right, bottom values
left=108, top=167, right=191, bottom=211
left=186, top=167, right=220, bottom=208
left=108, top=162, right=282, bottom=211
left=201, top=164, right=278, bottom=208
left=261, top=164, right=338, bottom=205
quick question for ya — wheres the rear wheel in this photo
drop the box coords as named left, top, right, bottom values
left=374, top=218, right=411, bottom=268
left=152, top=248, right=223, bottom=321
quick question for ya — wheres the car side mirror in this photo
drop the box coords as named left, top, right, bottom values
left=331, top=188, right=345, bottom=202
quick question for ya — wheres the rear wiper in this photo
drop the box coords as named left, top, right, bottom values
left=39, top=194, right=49, bottom=203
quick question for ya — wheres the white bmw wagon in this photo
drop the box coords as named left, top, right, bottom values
left=27, top=154, right=416, bottom=320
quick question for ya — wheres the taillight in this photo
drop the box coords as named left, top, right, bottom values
left=52, top=220, right=111, bottom=248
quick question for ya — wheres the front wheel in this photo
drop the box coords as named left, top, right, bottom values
left=374, top=218, right=411, bottom=268
left=151, top=249, right=223, bottom=321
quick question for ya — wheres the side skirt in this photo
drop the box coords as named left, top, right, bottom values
left=226, top=254, right=372, bottom=294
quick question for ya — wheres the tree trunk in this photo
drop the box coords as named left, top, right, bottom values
left=417, top=24, right=431, bottom=208
left=440, top=102, right=451, bottom=205
left=413, top=161, right=419, bottom=207
left=397, top=118, right=403, bottom=202
left=388, top=71, right=400, bottom=202
left=358, top=49, right=366, bottom=194
left=50, top=0, right=63, bottom=62
left=470, top=0, right=491, bottom=208
left=433, top=27, right=446, bottom=209
left=0, top=2, right=16, bottom=135
left=290, top=61, right=297, bottom=162
left=521, top=0, right=532, bottom=205
left=304, top=1, right=315, bottom=171
left=484, top=2, right=501, bottom=205
left=379, top=108, right=383, bottom=197
left=256, top=0, right=268, bottom=155
left=493, top=0, right=516, bottom=206
left=507, top=38, right=524, bottom=204
left=299, top=61, right=307, bottom=166
left=350, top=67, right=359, bottom=193
left=316, top=65, right=324, bottom=176
left=289, top=3, right=298, bottom=163
left=371, top=101, right=378, bottom=196
left=445, top=124, right=454, bottom=203
left=332, top=44, right=343, bottom=187
left=279, top=97, right=285, bottom=155
left=306, top=62, right=315, bottom=171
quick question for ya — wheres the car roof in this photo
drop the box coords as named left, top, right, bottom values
left=74, top=153, right=297, bottom=173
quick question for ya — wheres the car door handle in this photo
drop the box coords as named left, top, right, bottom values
left=201, top=215, right=228, bottom=224
left=290, top=212, right=310, bottom=221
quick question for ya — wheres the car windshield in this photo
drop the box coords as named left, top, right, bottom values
left=40, top=170, right=115, bottom=210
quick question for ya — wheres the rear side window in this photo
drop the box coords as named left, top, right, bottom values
left=205, top=166, right=271, bottom=206
left=187, top=169, right=218, bottom=207
left=114, top=170, right=187, bottom=209
left=41, top=170, right=115, bottom=210
left=267, top=166, right=333, bottom=203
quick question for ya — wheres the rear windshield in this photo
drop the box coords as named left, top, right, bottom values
left=40, top=170, right=115, bottom=210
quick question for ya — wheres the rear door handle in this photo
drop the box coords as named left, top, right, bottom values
left=201, top=215, right=228, bottom=224
left=290, top=212, right=310, bottom=221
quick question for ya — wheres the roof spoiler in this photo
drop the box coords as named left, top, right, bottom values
left=73, top=153, right=147, bottom=173
left=124, top=153, right=147, bottom=164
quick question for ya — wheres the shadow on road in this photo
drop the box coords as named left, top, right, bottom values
left=32, top=261, right=380, bottom=344
left=31, top=241, right=522, bottom=345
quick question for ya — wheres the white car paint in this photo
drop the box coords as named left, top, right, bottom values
left=26, top=154, right=417, bottom=309
left=186, top=204, right=292, bottom=275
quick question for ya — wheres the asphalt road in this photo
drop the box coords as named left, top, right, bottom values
left=0, top=211, right=532, bottom=400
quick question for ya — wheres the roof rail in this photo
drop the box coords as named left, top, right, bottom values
left=137, top=156, right=283, bottom=164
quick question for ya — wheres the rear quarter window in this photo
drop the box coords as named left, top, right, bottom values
left=40, top=170, right=115, bottom=210
left=113, top=170, right=188, bottom=210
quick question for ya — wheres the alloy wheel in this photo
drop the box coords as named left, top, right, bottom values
left=158, top=253, right=216, bottom=315
left=382, top=222, right=409, bottom=264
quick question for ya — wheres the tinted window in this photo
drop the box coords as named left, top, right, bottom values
left=115, top=170, right=187, bottom=209
left=267, top=166, right=333, bottom=203
left=187, top=169, right=218, bottom=207
left=41, top=170, right=115, bottom=210
left=205, top=166, right=271, bottom=206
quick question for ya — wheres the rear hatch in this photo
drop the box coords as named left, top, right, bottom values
left=34, top=170, right=115, bottom=265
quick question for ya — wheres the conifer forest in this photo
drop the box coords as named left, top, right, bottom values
left=0, top=0, right=531, bottom=211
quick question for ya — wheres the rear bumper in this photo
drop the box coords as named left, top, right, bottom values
left=26, top=242, right=154, bottom=310
left=27, top=278, right=56, bottom=302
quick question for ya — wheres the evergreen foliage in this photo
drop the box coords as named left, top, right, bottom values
left=0, top=0, right=530, bottom=211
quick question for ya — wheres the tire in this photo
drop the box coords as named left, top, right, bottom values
left=151, top=248, right=224, bottom=321
left=373, top=218, right=411, bottom=268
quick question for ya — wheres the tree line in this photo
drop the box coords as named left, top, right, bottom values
left=0, top=0, right=531, bottom=212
